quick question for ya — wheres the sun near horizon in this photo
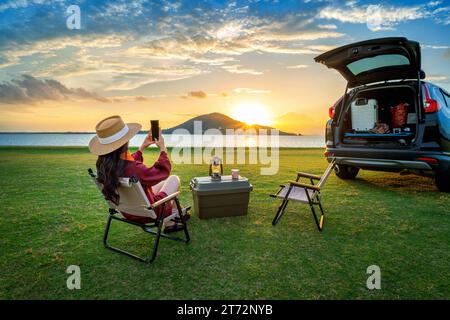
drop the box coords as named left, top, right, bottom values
left=230, top=102, right=273, bottom=126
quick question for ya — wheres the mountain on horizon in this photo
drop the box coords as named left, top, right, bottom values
left=162, top=112, right=298, bottom=136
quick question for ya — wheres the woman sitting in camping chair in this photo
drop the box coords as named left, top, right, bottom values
left=89, top=115, right=185, bottom=233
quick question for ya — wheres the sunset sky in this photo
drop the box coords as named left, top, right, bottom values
left=0, top=0, right=449, bottom=134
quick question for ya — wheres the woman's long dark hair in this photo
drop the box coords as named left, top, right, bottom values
left=96, top=143, right=128, bottom=205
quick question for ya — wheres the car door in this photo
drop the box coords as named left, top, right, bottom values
left=314, top=37, right=423, bottom=88
left=437, top=88, right=450, bottom=152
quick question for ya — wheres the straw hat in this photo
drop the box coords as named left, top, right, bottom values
left=89, top=115, right=141, bottom=156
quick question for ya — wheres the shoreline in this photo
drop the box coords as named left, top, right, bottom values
left=0, top=131, right=307, bottom=136
left=0, top=145, right=325, bottom=150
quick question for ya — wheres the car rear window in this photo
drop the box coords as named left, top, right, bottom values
left=347, top=54, right=410, bottom=76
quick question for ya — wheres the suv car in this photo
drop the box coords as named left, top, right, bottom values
left=314, top=37, right=450, bottom=192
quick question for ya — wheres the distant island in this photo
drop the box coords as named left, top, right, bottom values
left=161, top=112, right=298, bottom=136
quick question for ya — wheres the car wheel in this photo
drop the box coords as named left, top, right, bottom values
left=435, top=171, right=450, bottom=192
left=334, top=164, right=359, bottom=180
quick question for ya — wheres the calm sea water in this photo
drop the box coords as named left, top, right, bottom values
left=0, top=133, right=325, bottom=148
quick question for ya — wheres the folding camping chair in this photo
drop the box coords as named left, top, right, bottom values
left=88, top=168, right=190, bottom=263
left=270, top=159, right=336, bottom=231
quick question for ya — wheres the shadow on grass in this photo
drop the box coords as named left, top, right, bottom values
left=342, top=172, right=437, bottom=195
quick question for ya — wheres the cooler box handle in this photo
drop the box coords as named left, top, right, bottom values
left=189, top=178, right=197, bottom=190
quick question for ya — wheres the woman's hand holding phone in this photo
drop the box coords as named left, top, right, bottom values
left=139, top=131, right=153, bottom=152
left=139, top=128, right=166, bottom=153
left=154, top=129, right=167, bottom=153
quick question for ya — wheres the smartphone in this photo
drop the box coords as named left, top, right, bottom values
left=150, top=120, right=159, bottom=141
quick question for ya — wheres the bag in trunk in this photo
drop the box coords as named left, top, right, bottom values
left=390, top=103, right=409, bottom=128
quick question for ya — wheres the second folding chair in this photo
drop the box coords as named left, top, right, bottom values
left=270, top=159, right=336, bottom=231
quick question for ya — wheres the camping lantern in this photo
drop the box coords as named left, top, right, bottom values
left=209, top=156, right=223, bottom=181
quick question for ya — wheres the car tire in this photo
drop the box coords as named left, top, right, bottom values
left=435, top=171, right=450, bottom=192
left=334, top=164, right=359, bottom=180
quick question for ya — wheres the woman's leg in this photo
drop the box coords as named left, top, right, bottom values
left=157, top=176, right=181, bottom=226
left=151, top=180, right=165, bottom=194
left=158, top=175, right=180, bottom=196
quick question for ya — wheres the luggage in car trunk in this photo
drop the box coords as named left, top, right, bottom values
left=391, top=102, right=409, bottom=128
left=351, top=98, right=378, bottom=132
left=190, top=175, right=252, bottom=219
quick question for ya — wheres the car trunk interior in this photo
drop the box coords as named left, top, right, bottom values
left=340, top=85, right=418, bottom=147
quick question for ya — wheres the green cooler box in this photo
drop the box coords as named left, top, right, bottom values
left=190, top=175, right=253, bottom=219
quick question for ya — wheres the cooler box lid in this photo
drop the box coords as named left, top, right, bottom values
left=190, top=175, right=252, bottom=195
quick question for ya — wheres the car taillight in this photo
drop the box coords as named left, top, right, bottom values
left=423, top=84, right=439, bottom=113
left=328, top=105, right=335, bottom=119
left=324, top=151, right=334, bottom=158
left=416, top=157, right=439, bottom=165
left=424, top=99, right=439, bottom=113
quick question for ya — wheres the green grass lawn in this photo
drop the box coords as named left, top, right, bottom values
left=0, top=146, right=449, bottom=299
